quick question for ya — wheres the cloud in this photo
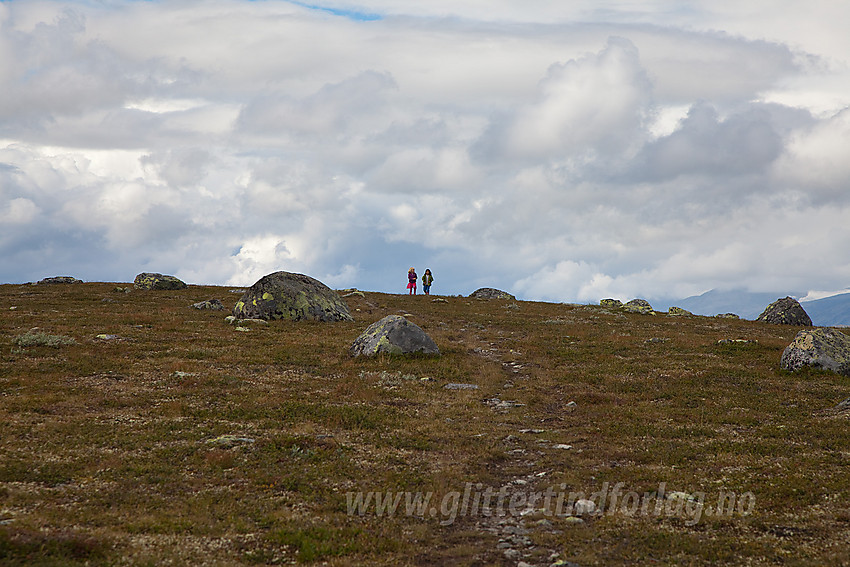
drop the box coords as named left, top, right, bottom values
left=1, top=0, right=850, bottom=302
left=475, top=37, right=652, bottom=162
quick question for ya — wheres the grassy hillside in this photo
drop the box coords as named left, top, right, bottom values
left=1, top=282, right=849, bottom=566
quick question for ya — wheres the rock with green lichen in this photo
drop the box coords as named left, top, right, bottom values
left=756, top=296, right=812, bottom=326
left=133, top=272, right=187, bottom=290
left=350, top=315, right=439, bottom=357
left=600, top=298, right=622, bottom=308
left=469, top=288, right=515, bottom=300
left=716, top=313, right=740, bottom=319
left=668, top=306, right=692, bottom=316
left=780, top=328, right=850, bottom=376
left=623, top=299, right=654, bottom=314
left=233, top=271, right=353, bottom=322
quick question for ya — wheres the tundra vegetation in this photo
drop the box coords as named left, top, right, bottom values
left=0, top=282, right=848, bottom=566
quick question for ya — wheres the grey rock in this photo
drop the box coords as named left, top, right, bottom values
left=716, top=313, right=740, bottom=319
left=37, top=276, right=83, bottom=285
left=623, top=298, right=654, bottom=314
left=133, top=272, right=187, bottom=290
left=469, top=287, right=516, bottom=300
left=192, top=299, right=224, bottom=310
left=756, top=296, right=812, bottom=326
left=350, top=315, right=439, bottom=357
left=233, top=271, right=353, bottom=322
left=600, top=298, right=622, bottom=308
left=668, top=306, right=692, bottom=316
left=780, top=328, right=850, bottom=376
left=444, top=383, right=479, bottom=390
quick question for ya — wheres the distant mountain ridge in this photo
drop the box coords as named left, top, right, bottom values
left=801, top=292, right=850, bottom=327
left=651, top=289, right=850, bottom=326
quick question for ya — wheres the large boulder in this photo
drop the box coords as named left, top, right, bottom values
left=233, top=271, right=353, bottom=322
left=37, top=276, right=83, bottom=285
left=668, top=306, right=692, bottom=316
left=350, top=315, right=439, bottom=357
left=600, top=299, right=622, bottom=308
left=756, top=297, right=812, bottom=326
left=780, top=328, right=850, bottom=377
left=134, top=272, right=187, bottom=290
left=623, top=299, right=654, bottom=314
left=469, top=288, right=515, bottom=300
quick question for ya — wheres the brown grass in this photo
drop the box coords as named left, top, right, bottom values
left=0, top=282, right=848, bottom=565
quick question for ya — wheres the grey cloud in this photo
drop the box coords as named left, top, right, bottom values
left=631, top=103, right=785, bottom=181
left=236, top=71, right=398, bottom=139
left=2, top=1, right=849, bottom=303
left=473, top=37, right=652, bottom=164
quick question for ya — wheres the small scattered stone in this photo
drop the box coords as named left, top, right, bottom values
left=444, top=383, right=479, bottom=390
left=95, top=334, right=120, bottom=340
left=192, top=299, right=224, bottom=310
left=235, top=327, right=251, bottom=332
left=172, top=371, right=198, bottom=378
left=563, top=516, right=585, bottom=526
left=551, top=559, right=582, bottom=566
left=717, top=339, right=757, bottom=345
left=519, top=428, right=545, bottom=434
left=207, top=435, right=255, bottom=448
left=566, top=401, right=577, bottom=408
left=574, top=499, right=596, bottom=515
left=552, top=444, right=573, bottom=450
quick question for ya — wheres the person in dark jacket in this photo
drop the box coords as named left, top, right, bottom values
left=422, top=269, right=433, bottom=295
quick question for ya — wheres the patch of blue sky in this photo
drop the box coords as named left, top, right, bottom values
left=283, top=0, right=383, bottom=21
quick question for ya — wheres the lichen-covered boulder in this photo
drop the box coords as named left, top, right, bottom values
left=756, top=297, right=812, bottom=326
left=780, top=328, right=850, bottom=376
left=624, top=299, right=654, bottom=314
left=668, top=306, right=692, bottom=316
left=233, top=271, right=353, bottom=322
left=469, top=288, right=515, bottom=300
left=350, top=315, right=439, bottom=357
left=37, top=276, right=83, bottom=285
left=716, top=313, right=740, bottom=319
left=134, top=272, right=187, bottom=290
left=600, top=298, right=622, bottom=308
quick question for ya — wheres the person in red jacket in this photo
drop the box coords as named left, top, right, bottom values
left=407, top=267, right=417, bottom=295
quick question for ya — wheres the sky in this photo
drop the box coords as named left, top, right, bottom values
left=1, top=0, right=849, bottom=303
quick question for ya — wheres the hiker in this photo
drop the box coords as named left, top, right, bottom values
left=422, top=269, right=433, bottom=295
left=407, top=267, right=417, bottom=295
